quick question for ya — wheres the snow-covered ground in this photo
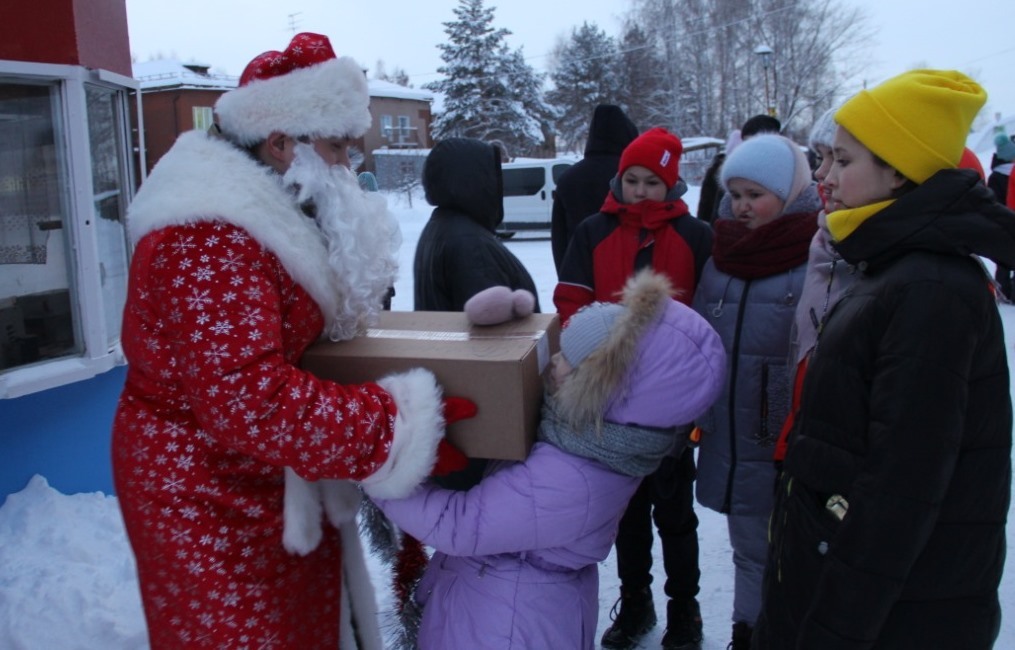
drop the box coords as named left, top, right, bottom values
left=1, top=184, right=1012, bottom=649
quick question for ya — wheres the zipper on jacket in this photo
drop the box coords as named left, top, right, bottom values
left=721, top=279, right=752, bottom=514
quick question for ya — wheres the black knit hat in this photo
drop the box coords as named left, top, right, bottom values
left=741, top=114, right=782, bottom=138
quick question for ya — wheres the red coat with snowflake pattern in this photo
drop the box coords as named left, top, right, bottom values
left=112, top=131, right=442, bottom=649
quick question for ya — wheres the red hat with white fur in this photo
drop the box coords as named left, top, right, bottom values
left=214, top=32, right=371, bottom=145
left=618, top=127, right=683, bottom=190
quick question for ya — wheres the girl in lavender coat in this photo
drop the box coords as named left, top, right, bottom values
left=372, top=270, right=726, bottom=649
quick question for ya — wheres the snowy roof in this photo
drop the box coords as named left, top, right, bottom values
left=132, top=60, right=432, bottom=104
left=368, top=78, right=433, bottom=102
left=681, top=136, right=724, bottom=152
left=133, top=60, right=238, bottom=91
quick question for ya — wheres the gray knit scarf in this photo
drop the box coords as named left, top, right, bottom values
left=537, top=397, right=676, bottom=477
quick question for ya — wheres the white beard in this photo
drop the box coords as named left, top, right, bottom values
left=283, top=143, right=402, bottom=341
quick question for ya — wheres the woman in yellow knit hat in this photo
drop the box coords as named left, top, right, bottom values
left=753, top=69, right=1014, bottom=650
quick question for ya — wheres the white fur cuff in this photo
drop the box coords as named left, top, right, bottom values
left=359, top=368, right=444, bottom=500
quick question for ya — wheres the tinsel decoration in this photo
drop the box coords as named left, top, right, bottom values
left=359, top=498, right=427, bottom=649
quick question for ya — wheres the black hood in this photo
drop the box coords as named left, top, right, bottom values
left=584, top=104, right=639, bottom=157
left=423, top=138, right=504, bottom=230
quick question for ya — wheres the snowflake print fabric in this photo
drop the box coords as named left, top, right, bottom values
left=112, top=220, right=397, bottom=648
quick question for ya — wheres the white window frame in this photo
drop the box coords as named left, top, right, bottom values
left=0, top=60, right=139, bottom=399
left=192, top=105, right=213, bottom=131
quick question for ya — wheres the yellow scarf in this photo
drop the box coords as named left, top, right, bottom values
left=826, top=199, right=895, bottom=242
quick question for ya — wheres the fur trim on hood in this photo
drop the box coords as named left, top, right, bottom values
left=554, top=270, right=726, bottom=430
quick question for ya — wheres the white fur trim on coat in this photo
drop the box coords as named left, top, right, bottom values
left=360, top=368, right=445, bottom=500
left=282, top=472, right=365, bottom=556
left=215, top=56, right=371, bottom=146
left=126, top=130, right=343, bottom=331
left=280, top=477, right=382, bottom=648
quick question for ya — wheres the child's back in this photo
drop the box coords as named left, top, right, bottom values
left=373, top=271, right=725, bottom=649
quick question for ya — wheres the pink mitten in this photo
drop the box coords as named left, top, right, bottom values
left=465, top=286, right=536, bottom=325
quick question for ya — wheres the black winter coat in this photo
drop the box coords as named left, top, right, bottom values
left=413, top=138, right=540, bottom=312
left=755, top=170, right=1014, bottom=650
left=550, top=105, right=638, bottom=271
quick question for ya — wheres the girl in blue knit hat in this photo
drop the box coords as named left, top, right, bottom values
left=370, top=270, right=726, bottom=650
left=755, top=69, right=1015, bottom=650
left=690, top=133, right=821, bottom=650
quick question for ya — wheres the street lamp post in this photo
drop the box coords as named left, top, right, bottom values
left=754, top=45, right=775, bottom=117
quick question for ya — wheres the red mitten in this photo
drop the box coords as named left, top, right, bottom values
left=443, top=396, right=477, bottom=425
left=431, top=439, right=468, bottom=476
left=430, top=397, right=477, bottom=477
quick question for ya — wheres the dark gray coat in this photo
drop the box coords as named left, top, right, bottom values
left=692, top=257, right=804, bottom=517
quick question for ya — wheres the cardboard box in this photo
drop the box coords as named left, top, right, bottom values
left=301, top=311, right=560, bottom=460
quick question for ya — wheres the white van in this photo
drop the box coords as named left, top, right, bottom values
left=500, top=158, right=575, bottom=231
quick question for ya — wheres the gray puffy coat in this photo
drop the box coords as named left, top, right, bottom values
left=692, top=257, right=805, bottom=516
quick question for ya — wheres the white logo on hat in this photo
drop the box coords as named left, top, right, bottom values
left=660, top=151, right=671, bottom=167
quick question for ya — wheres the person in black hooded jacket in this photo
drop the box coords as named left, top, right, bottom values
left=413, top=137, right=541, bottom=489
left=414, top=137, right=540, bottom=313
left=754, top=69, right=1014, bottom=650
left=551, top=104, right=639, bottom=272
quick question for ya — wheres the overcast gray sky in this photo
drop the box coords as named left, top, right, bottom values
left=124, top=0, right=1015, bottom=127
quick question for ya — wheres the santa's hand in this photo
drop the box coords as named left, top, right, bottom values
left=442, top=396, right=477, bottom=425
left=430, top=397, right=476, bottom=476
left=431, top=439, right=469, bottom=477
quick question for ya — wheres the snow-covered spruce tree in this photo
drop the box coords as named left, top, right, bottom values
left=495, top=47, right=558, bottom=157
left=546, top=22, right=623, bottom=154
left=425, top=0, right=549, bottom=156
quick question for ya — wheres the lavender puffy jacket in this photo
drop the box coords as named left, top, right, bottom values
left=373, top=441, right=641, bottom=649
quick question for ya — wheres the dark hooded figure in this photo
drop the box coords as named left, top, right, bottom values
left=413, top=137, right=540, bottom=312
left=551, top=104, right=639, bottom=272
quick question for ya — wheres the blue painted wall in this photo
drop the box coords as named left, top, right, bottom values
left=0, top=366, right=126, bottom=499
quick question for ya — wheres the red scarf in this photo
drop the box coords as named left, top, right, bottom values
left=712, top=211, right=818, bottom=279
left=600, top=192, right=691, bottom=229
left=599, top=193, right=697, bottom=304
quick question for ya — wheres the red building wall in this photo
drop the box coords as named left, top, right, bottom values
left=0, top=0, right=131, bottom=77
left=140, top=89, right=227, bottom=175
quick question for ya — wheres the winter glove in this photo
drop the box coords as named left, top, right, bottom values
left=464, top=286, right=536, bottom=325
left=430, top=396, right=477, bottom=477
left=443, top=395, right=477, bottom=425
left=432, top=440, right=468, bottom=477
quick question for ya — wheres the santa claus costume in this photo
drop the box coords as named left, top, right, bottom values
left=112, top=33, right=451, bottom=649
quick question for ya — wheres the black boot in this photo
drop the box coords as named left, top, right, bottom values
left=726, top=621, right=753, bottom=650
left=661, top=598, right=703, bottom=650
left=600, top=587, right=657, bottom=649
